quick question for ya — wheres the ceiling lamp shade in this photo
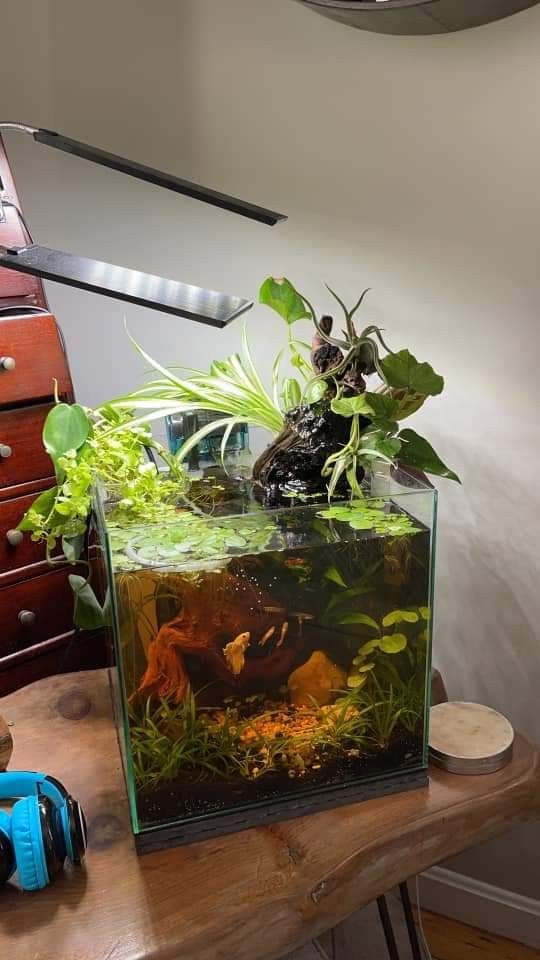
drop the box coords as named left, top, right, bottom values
left=295, top=0, right=540, bottom=35
left=0, top=123, right=286, bottom=326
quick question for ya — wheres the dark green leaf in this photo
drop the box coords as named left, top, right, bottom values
left=362, top=392, right=399, bottom=420
left=17, top=486, right=58, bottom=530
left=373, top=437, right=401, bottom=459
left=381, top=350, right=444, bottom=396
left=398, top=428, right=460, bottom=483
left=259, top=277, right=310, bottom=326
left=62, top=534, right=85, bottom=563
left=69, top=574, right=108, bottom=630
left=43, top=403, right=90, bottom=459
left=339, top=613, right=380, bottom=632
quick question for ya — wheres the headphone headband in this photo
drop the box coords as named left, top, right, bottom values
left=0, top=772, right=66, bottom=808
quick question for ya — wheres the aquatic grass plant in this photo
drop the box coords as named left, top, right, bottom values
left=354, top=679, right=422, bottom=750
left=130, top=691, right=376, bottom=790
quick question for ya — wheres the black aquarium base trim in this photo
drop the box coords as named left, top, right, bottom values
left=134, top=768, right=428, bottom=855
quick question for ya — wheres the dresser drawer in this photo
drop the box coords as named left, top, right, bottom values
left=0, top=491, right=58, bottom=577
left=0, top=206, right=42, bottom=301
left=0, top=403, right=55, bottom=489
left=0, top=314, right=72, bottom=407
left=0, top=568, right=76, bottom=657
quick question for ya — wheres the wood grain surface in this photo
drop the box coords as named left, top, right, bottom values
left=420, top=910, right=539, bottom=960
left=0, top=669, right=538, bottom=960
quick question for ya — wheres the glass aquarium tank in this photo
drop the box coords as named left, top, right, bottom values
left=95, top=464, right=437, bottom=853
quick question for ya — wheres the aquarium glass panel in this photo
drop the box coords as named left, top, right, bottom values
left=95, top=464, right=436, bottom=849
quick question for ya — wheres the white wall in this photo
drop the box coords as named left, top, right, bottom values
left=1, top=0, right=539, bottom=901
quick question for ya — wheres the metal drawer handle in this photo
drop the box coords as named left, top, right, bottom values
left=6, top=529, right=23, bottom=547
left=18, top=610, right=36, bottom=626
left=0, top=444, right=12, bottom=459
left=0, top=356, right=15, bottom=371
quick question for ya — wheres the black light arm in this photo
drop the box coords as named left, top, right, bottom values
left=0, top=122, right=286, bottom=324
left=32, top=128, right=286, bottom=226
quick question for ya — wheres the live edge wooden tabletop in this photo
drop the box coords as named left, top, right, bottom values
left=0, top=671, right=539, bottom=960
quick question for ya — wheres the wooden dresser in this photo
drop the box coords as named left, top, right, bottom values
left=0, top=134, right=107, bottom=694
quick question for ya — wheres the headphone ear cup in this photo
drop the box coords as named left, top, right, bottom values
left=11, top=797, right=49, bottom=892
left=0, top=809, right=14, bottom=883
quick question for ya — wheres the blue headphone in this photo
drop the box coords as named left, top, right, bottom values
left=0, top=771, right=87, bottom=891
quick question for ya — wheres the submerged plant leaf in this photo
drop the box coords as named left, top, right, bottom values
left=382, top=609, right=419, bottom=627
left=347, top=673, right=368, bottom=689
left=358, top=638, right=381, bottom=656
left=324, top=566, right=348, bottom=588
left=381, top=349, right=444, bottom=396
left=379, top=633, right=408, bottom=654
left=419, top=606, right=430, bottom=620
left=398, top=428, right=460, bottom=483
left=259, top=277, right=311, bottom=325
left=339, top=613, right=380, bottom=632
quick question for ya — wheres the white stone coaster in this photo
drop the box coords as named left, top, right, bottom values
left=429, top=701, right=514, bottom=775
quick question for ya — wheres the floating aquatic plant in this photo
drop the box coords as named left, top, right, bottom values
left=316, top=499, right=420, bottom=537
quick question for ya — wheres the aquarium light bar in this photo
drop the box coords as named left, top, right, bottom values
left=0, top=122, right=287, bottom=324
left=0, top=244, right=252, bottom=327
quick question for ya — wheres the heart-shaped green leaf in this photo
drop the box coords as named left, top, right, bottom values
left=381, top=349, right=444, bottom=396
left=398, top=428, right=460, bottom=483
left=259, top=277, right=310, bottom=325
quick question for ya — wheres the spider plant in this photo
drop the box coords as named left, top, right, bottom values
left=106, top=322, right=284, bottom=465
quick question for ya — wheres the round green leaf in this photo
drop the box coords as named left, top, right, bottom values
left=379, top=633, right=408, bottom=654
left=358, top=639, right=380, bottom=655
left=347, top=673, right=368, bottom=689
left=382, top=609, right=419, bottom=627
left=43, top=403, right=90, bottom=460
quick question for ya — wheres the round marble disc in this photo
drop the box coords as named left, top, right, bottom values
left=429, top=701, right=514, bottom=775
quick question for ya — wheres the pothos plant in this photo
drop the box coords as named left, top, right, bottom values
left=18, top=388, right=189, bottom=627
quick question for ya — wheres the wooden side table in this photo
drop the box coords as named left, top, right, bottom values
left=0, top=669, right=538, bottom=960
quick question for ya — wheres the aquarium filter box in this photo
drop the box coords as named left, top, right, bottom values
left=96, top=467, right=436, bottom=853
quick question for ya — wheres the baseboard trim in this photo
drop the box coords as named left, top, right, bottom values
left=416, top=866, right=540, bottom=950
